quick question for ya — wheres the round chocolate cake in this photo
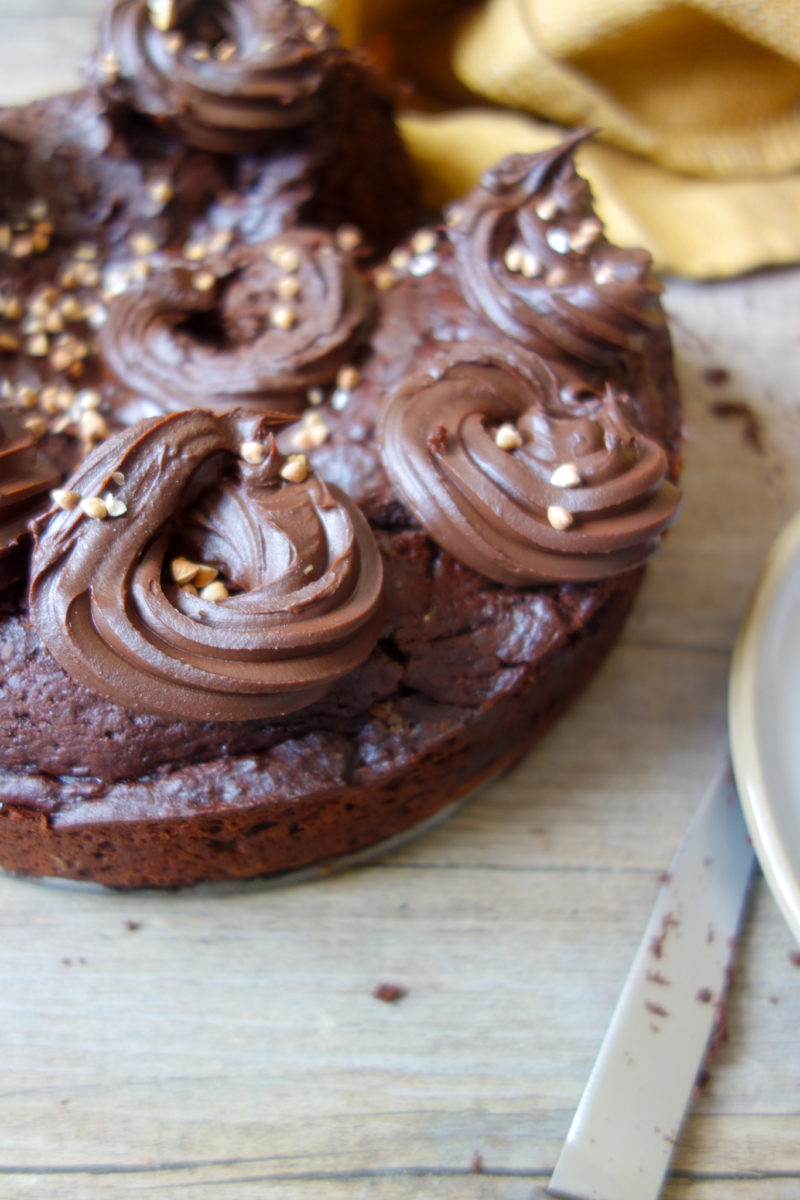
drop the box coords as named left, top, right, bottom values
left=0, top=2, right=681, bottom=889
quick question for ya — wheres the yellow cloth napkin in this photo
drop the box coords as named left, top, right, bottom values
left=312, top=0, right=800, bottom=277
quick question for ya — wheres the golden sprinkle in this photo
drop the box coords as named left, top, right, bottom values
left=494, top=423, right=523, bottom=451
left=171, top=557, right=199, bottom=585
left=79, top=410, right=109, bottom=442
left=50, top=345, right=76, bottom=372
left=74, top=243, right=98, bottom=262
left=336, top=226, right=362, bottom=252
left=446, top=205, right=463, bottom=228
left=550, top=462, right=582, bottom=489
left=194, top=565, right=219, bottom=589
left=276, top=275, right=300, bottom=300
left=0, top=225, right=11, bottom=251
left=547, top=504, right=573, bottom=531
left=73, top=262, right=100, bottom=287
left=15, top=385, right=38, bottom=409
left=51, top=488, right=80, bottom=511
left=183, top=239, right=208, bottom=261
left=570, top=218, right=602, bottom=252
left=40, top=388, right=63, bottom=415
left=504, top=245, right=523, bottom=273
left=411, top=229, right=437, bottom=256
left=11, top=236, right=34, bottom=258
left=24, top=415, right=48, bottom=440
left=215, top=39, right=237, bottom=61
left=129, top=231, right=158, bottom=258
left=336, top=365, right=360, bottom=391
left=100, top=51, right=119, bottom=81
left=189, top=44, right=211, bottom=61
left=85, top=304, right=108, bottom=330
left=104, top=493, right=128, bottom=518
left=59, top=267, right=81, bottom=291
left=28, top=296, right=51, bottom=320
left=31, top=231, right=50, bottom=254
left=307, top=387, right=324, bottom=406
left=0, top=333, right=20, bottom=352
left=27, top=200, right=48, bottom=222
left=191, top=269, right=216, bottom=292
left=593, top=263, right=615, bottom=286
left=520, top=251, right=541, bottom=279
left=3, top=297, right=22, bottom=321
left=270, top=304, right=297, bottom=330
left=275, top=245, right=300, bottom=274
left=546, top=266, right=568, bottom=287
left=130, top=259, right=151, bottom=282
left=200, top=580, right=228, bottom=602
left=148, top=178, right=174, bottom=208
left=26, top=333, right=49, bottom=357
left=148, top=0, right=175, bottom=32
left=280, top=455, right=308, bottom=484
left=208, top=229, right=232, bottom=254
left=181, top=583, right=199, bottom=597
left=374, top=267, right=396, bottom=291
left=389, top=247, right=410, bottom=271
left=306, top=21, right=326, bottom=43
left=111, top=470, right=125, bottom=485
left=44, top=310, right=65, bottom=334
left=291, top=421, right=328, bottom=451
left=240, top=440, right=266, bottom=465
left=164, top=31, right=184, bottom=54
left=535, top=195, right=559, bottom=221
left=80, top=496, right=108, bottom=520
left=77, top=388, right=102, bottom=411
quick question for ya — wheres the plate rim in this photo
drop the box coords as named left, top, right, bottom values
left=729, top=509, right=800, bottom=946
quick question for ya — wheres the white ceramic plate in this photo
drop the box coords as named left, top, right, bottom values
left=729, top=511, right=800, bottom=946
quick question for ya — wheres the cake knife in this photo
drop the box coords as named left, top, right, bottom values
left=542, top=761, right=756, bottom=1200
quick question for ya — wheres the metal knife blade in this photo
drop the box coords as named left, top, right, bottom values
left=546, top=761, right=756, bottom=1200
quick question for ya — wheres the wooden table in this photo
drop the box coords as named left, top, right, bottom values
left=1, top=7, right=799, bottom=1198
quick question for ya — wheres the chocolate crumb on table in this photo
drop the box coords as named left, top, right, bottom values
left=372, top=982, right=407, bottom=1003
left=709, top=399, right=765, bottom=454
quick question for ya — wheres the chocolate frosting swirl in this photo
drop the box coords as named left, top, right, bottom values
left=447, top=135, right=665, bottom=367
left=101, top=230, right=369, bottom=418
left=30, top=410, right=385, bottom=720
left=93, top=0, right=338, bottom=152
left=378, top=356, right=681, bottom=585
left=0, top=409, right=61, bottom=586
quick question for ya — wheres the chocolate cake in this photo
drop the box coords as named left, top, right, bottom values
left=0, top=3, right=681, bottom=889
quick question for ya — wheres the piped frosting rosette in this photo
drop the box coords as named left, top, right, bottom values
left=92, top=0, right=337, bottom=152
left=0, top=409, right=61, bottom=587
left=101, top=229, right=370, bottom=418
left=447, top=136, right=665, bottom=368
left=30, top=410, right=385, bottom=720
left=378, top=350, right=681, bottom=586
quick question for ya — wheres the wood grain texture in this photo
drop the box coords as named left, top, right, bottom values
left=1, top=5, right=800, bottom=1198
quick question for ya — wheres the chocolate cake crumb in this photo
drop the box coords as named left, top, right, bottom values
left=124, top=920, right=142, bottom=931
left=692, top=1068, right=711, bottom=1098
left=696, top=987, right=713, bottom=1004
left=646, top=970, right=670, bottom=985
left=789, top=950, right=800, bottom=967
left=645, top=1000, right=669, bottom=1017
left=372, top=982, right=407, bottom=1003
left=427, top=423, right=448, bottom=455
left=703, top=367, right=730, bottom=386
left=650, top=913, right=679, bottom=959
left=471, top=1151, right=484, bottom=1174
left=709, top=400, right=764, bottom=454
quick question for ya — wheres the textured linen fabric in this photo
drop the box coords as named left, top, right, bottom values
left=311, top=0, right=800, bottom=277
